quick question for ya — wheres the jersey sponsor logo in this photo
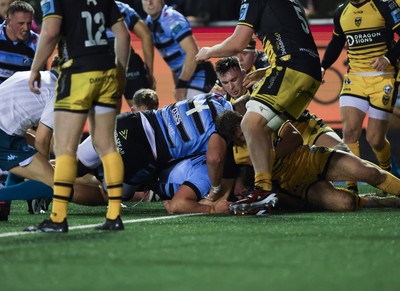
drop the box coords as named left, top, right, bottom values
left=89, top=75, right=115, bottom=84
left=7, top=154, right=17, bottom=161
left=171, top=106, right=183, bottom=126
left=119, top=129, right=128, bottom=140
left=114, top=133, right=125, bottom=155
left=274, top=33, right=288, bottom=56
left=239, top=3, right=249, bottom=21
left=346, top=31, right=382, bottom=46
left=171, top=22, right=183, bottom=36
left=40, top=0, right=55, bottom=16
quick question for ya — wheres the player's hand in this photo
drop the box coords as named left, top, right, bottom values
left=243, top=68, right=267, bottom=88
left=162, top=200, right=173, bottom=214
left=195, top=47, right=211, bottom=62
left=29, top=70, right=41, bottom=94
left=371, top=56, right=390, bottom=71
left=173, top=88, right=187, bottom=101
left=213, top=199, right=232, bottom=214
left=210, top=84, right=226, bottom=96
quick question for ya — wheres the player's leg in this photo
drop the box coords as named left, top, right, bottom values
left=365, top=116, right=391, bottom=171
left=9, top=153, right=54, bottom=187
left=51, top=111, right=88, bottom=223
left=340, top=102, right=366, bottom=193
left=307, top=180, right=361, bottom=211
left=89, top=108, right=124, bottom=230
left=325, top=151, right=400, bottom=195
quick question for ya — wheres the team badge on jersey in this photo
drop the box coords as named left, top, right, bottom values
left=239, top=3, right=249, bottom=21
left=355, top=17, right=362, bottom=27
left=40, top=0, right=55, bottom=16
left=383, top=84, right=393, bottom=95
left=382, top=95, right=390, bottom=105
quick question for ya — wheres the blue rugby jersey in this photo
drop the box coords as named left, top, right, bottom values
left=152, top=93, right=233, bottom=160
left=145, top=5, right=216, bottom=92
left=0, top=21, right=38, bottom=84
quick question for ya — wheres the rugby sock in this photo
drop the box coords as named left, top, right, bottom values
left=376, top=171, right=400, bottom=196
left=254, top=172, right=272, bottom=191
left=0, top=180, right=52, bottom=201
left=353, top=194, right=367, bottom=210
left=101, top=151, right=123, bottom=220
left=51, top=155, right=76, bottom=223
left=372, top=139, right=391, bottom=171
left=346, top=141, right=360, bottom=190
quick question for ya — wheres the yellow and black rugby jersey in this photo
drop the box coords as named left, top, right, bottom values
left=238, top=0, right=321, bottom=81
left=40, top=0, right=124, bottom=71
left=333, top=0, right=400, bottom=73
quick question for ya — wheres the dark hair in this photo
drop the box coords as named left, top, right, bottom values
left=7, top=1, right=34, bottom=17
left=133, top=88, right=159, bottom=110
left=215, top=56, right=241, bottom=76
left=244, top=37, right=256, bottom=51
left=215, top=110, right=242, bottom=141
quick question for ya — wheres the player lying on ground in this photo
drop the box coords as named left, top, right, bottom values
left=215, top=111, right=400, bottom=214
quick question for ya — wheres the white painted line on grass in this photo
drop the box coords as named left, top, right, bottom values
left=0, top=213, right=204, bottom=238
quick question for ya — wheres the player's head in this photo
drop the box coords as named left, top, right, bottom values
left=215, top=56, right=246, bottom=100
left=6, top=0, right=34, bottom=42
left=215, top=110, right=245, bottom=146
left=131, top=88, right=159, bottom=112
left=141, top=0, right=164, bottom=19
left=236, top=37, right=258, bottom=73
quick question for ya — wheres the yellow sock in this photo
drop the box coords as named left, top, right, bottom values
left=354, top=195, right=367, bottom=210
left=254, top=172, right=272, bottom=191
left=346, top=141, right=360, bottom=189
left=51, top=155, right=77, bottom=223
left=372, top=139, right=391, bottom=171
left=102, top=151, right=124, bottom=220
left=376, top=171, right=400, bottom=195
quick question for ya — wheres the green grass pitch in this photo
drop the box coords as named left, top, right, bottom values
left=1, top=185, right=399, bottom=291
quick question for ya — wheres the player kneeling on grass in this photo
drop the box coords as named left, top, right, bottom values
left=215, top=111, right=400, bottom=213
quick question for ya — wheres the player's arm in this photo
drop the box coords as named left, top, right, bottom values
left=320, top=6, right=346, bottom=71
left=274, top=121, right=303, bottom=159
left=196, top=25, right=254, bottom=61
left=174, top=35, right=198, bottom=100
left=205, top=133, right=228, bottom=201
left=133, top=19, right=154, bottom=76
left=29, top=17, right=61, bottom=93
left=163, top=184, right=230, bottom=214
left=112, top=20, right=131, bottom=97
left=34, top=122, right=53, bottom=160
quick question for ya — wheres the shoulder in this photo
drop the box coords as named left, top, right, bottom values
left=161, top=5, right=187, bottom=24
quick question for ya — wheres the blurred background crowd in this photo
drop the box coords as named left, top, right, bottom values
left=21, top=0, right=346, bottom=29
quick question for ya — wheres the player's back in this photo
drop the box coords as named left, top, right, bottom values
left=154, top=93, right=233, bottom=159
left=43, top=0, right=122, bottom=69
left=0, top=71, right=56, bottom=136
left=239, top=0, right=320, bottom=79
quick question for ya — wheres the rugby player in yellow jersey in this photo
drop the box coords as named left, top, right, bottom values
left=27, top=0, right=131, bottom=233
left=196, top=0, right=322, bottom=214
left=216, top=110, right=400, bottom=214
left=321, top=0, right=400, bottom=194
